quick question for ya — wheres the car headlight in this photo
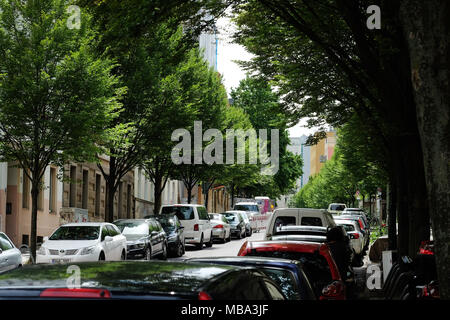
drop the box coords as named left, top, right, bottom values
left=37, top=246, right=46, bottom=255
left=80, top=246, right=96, bottom=255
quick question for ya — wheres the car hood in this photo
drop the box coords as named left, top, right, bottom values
left=124, top=234, right=147, bottom=242
left=43, top=240, right=99, bottom=250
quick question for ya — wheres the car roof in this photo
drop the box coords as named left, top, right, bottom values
left=235, top=202, right=258, bottom=205
left=246, top=240, right=324, bottom=253
left=0, top=261, right=238, bottom=295
left=61, top=222, right=109, bottom=227
left=186, top=256, right=302, bottom=267
left=334, top=219, right=358, bottom=224
left=274, top=208, right=328, bottom=215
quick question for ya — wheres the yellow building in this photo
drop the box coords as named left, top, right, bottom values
left=310, top=131, right=337, bottom=176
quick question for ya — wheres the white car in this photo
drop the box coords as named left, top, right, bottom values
left=0, top=232, right=22, bottom=273
left=265, top=208, right=336, bottom=240
left=209, top=213, right=231, bottom=243
left=334, top=219, right=364, bottom=255
left=36, top=222, right=127, bottom=264
left=160, top=204, right=213, bottom=250
left=328, top=203, right=347, bottom=215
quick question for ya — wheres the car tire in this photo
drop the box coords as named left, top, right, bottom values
left=145, top=247, right=152, bottom=260
left=205, top=233, right=213, bottom=248
left=98, top=252, right=105, bottom=261
left=196, top=234, right=204, bottom=250
left=159, top=242, right=168, bottom=260
left=176, top=240, right=183, bottom=257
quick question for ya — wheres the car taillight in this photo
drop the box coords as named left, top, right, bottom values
left=194, top=224, right=199, bottom=231
left=198, top=291, right=212, bottom=300
left=350, top=233, right=360, bottom=239
left=358, top=219, right=364, bottom=230
left=40, top=288, right=111, bottom=299
left=320, top=281, right=345, bottom=300
left=237, top=242, right=249, bottom=256
left=214, top=224, right=224, bottom=229
left=419, top=241, right=434, bottom=255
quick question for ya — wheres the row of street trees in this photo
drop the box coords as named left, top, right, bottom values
left=223, top=0, right=449, bottom=298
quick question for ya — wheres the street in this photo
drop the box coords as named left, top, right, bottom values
left=170, top=232, right=265, bottom=261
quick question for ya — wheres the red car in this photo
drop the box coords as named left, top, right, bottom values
left=238, top=240, right=346, bottom=300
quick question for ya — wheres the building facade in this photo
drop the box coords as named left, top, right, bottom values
left=309, top=130, right=337, bottom=177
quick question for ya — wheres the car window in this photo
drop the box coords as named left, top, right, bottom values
left=301, top=217, right=323, bottom=226
left=197, top=207, right=209, bottom=220
left=161, top=206, right=195, bottom=220
left=101, top=226, right=109, bottom=241
left=274, top=216, right=296, bottom=233
left=330, top=204, right=346, bottom=211
left=106, top=225, right=119, bottom=236
left=261, top=268, right=300, bottom=300
left=50, top=226, right=100, bottom=241
left=235, top=276, right=268, bottom=300
left=0, top=234, right=14, bottom=251
left=263, top=280, right=286, bottom=300
left=222, top=216, right=228, bottom=224
left=155, top=221, right=163, bottom=232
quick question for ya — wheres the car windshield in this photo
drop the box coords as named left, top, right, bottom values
left=330, top=204, right=346, bottom=211
left=0, top=234, right=14, bottom=251
left=234, top=204, right=259, bottom=212
left=161, top=206, right=194, bottom=220
left=224, top=213, right=238, bottom=223
left=157, top=217, right=176, bottom=233
left=49, top=226, right=100, bottom=241
left=115, top=221, right=148, bottom=235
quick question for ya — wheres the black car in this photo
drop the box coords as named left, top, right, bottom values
left=223, top=212, right=246, bottom=239
left=113, top=219, right=168, bottom=260
left=155, top=214, right=185, bottom=257
left=0, top=261, right=286, bottom=300
left=186, top=256, right=317, bottom=300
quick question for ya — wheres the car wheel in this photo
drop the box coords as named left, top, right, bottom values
left=159, top=242, right=168, bottom=260
left=176, top=240, right=184, bottom=257
left=205, top=233, right=213, bottom=248
left=145, top=247, right=152, bottom=260
left=98, top=252, right=105, bottom=261
left=196, top=235, right=204, bottom=250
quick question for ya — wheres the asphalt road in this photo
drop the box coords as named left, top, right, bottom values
left=169, top=231, right=266, bottom=261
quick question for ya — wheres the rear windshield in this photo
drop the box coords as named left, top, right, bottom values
left=339, top=224, right=355, bottom=232
left=301, top=217, right=323, bottom=226
left=274, top=216, right=296, bottom=233
left=261, top=268, right=300, bottom=300
left=234, top=204, right=259, bottom=212
left=49, top=226, right=100, bottom=241
left=330, top=204, right=346, bottom=211
left=161, top=206, right=194, bottom=220
left=246, top=250, right=332, bottom=297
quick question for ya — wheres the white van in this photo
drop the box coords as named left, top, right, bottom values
left=160, top=204, right=213, bottom=250
left=327, top=203, right=347, bottom=215
left=264, top=208, right=336, bottom=240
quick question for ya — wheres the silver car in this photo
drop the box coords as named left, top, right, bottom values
left=208, top=213, right=231, bottom=243
left=0, top=232, right=22, bottom=273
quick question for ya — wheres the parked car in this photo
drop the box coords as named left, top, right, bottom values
left=334, top=219, right=365, bottom=256
left=269, top=225, right=328, bottom=243
left=36, top=223, right=127, bottom=263
left=238, top=240, right=346, bottom=300
left=154, top=215, right=185, bottom=257
left=186, top=256, right=317, bottom=300
left=240, top=211, right=253, bottom=236
left=208, top=213, right=231, bottom=243
left=265, top=208, right=336, bottom=240
left=223, top=211, right=246, bottom=239
left=0, top=232, right=22, bottom=273
left=160, top=204, right=213, bottom=250
left=0, top=261, right=286, bottom=300
left=328, top=203, right=347, bottom=215
left=233, top=202, right=260, bottom=232
left=338, top=215, right=370, bottom=250
left=342, top=208, right=369, bottom=227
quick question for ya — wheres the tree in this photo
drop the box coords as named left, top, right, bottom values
left=0, top=0, right=122, bottom=260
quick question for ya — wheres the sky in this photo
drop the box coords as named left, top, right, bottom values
left=215, top=16, right=318, bottom=139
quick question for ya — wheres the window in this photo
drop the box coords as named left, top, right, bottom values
left=301, top=217, right=323, bottom=226
left=106, top=225, right=119, bottom=237
left=69, top=166, right=77, bottom=207
left=273, top=216, right=296, bottom=234
left=261, top=269, right=300, bottom=300
left=161, top=206, right=194, bottom=220
left=22, top=234, right=29, bottom=246
left=22, top=170, right=30, bottom=209
left=197, top=207, right=209, bottom=220
left=95, top=174, right=101, bottom=216
left=101, top=226, right=109, bottom=241
left=0, top=233, right=14, bottom=251
left=82, top=170, right=88, bottom=209
left=340, top=224, right=355, bottom=232
left=49, top=168, right=57, bottom=213
left=263, top=280, right=285, bottom=300
left=50, top=226, right=100, bottom=241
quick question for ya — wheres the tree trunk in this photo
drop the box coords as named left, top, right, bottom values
left=30, top=183, right=39, bottom=263
left=187, top=184, right=192, bottom=204
left=104, top=156, right=118, bottom=222
left=387, top=181, right=397, bottom=250
left=154, top=174, right=163, bottom=215
left=400, top=0, right=450, bottom=299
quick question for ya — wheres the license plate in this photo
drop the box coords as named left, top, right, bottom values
left=51, top=259, right=70, bottom=264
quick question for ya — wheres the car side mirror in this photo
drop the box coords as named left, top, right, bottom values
left=105, top=236, right=113, bottom=242
left=43, top=236, right=49, bottom=242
